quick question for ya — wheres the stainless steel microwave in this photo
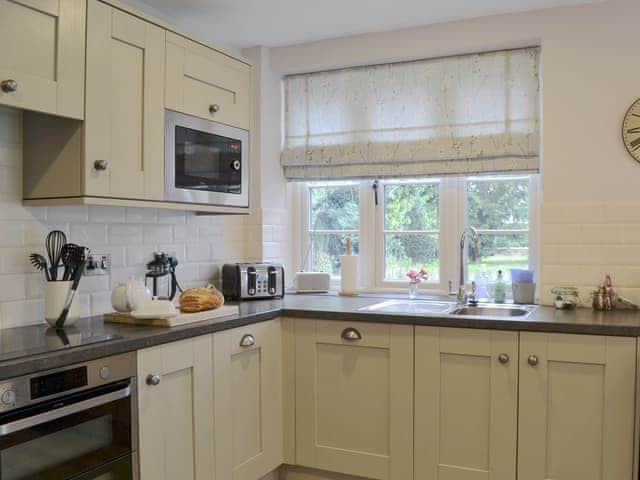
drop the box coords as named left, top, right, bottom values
left=165, top=110, right=249, bottom=207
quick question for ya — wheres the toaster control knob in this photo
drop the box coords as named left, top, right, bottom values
left=1, top=389, right=16, bottom=406
left=248, top=288, right=255, bottom=295
left=231, top=160, right=241, bottom=171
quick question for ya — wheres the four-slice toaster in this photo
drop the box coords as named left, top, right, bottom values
left=222, top=263, right=285, bottom=300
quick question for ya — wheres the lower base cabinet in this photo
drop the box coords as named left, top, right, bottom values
left=294, top=319, right=414, bottom=480
left=518, top=332, right=636, bottom=480
left=213, top=319, right=284, bottom=480
left=415, top=327, right=519, bottom=480
left=137, top=335, right=214, bottom=480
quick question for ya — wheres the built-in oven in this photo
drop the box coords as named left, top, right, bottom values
left=0, top=352, right=137, bottom=480
left=165, top=110, right=249, bottom=208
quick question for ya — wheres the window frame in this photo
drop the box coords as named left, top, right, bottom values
left=296, top=174, right=539, bottom=296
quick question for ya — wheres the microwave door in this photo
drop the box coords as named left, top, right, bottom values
left=165, top=110, right=249, bottom=207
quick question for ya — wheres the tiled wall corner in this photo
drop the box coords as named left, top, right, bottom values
left=540, top=203, right=640, bottom=307
left=0, top=106, right=257, bottom=328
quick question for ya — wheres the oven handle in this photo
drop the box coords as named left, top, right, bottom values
left=0, top=384, right=131, bottom=437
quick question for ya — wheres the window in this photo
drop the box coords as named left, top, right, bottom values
left=306, top=182, right=360, bottom=277
left=383, top=180, right=440, bottom=283
left=467, top=177, right=530, bottom=283
left=298, top=175, right=538, bottom=292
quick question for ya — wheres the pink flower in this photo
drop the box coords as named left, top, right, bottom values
left=406, top=268, right=429, bottom=283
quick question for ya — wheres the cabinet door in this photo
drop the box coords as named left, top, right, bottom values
left=0, top=0, right=85, bottom=118
left=295, top=320, right=413, bottom=480
left=213, top=319, right=283, bottom=480
left=518, top=332, right=636, bottom=480
left=137, top=336, right=214, bottom=480
left=85, top=0, right=164, bottom=200
left=415, top=327, right=518, bottom=480
left=166, top=32, right=251, bottom=130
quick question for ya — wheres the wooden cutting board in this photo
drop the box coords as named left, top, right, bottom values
left=103, top=305, right=239, bottom=328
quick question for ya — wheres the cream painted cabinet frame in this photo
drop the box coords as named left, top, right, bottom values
left=166, top=31, right=251, bottom=130
left=213, top=319, right=284, bottom=480
left=294, top=319, right=413, bottom=480
left=137, top=335, right=214, bottom=480
left=84, top=0, right=165, bottom=200
left=0, top=0, right=85, bottom=118
left=415, top=327, right=518, bottom=480
left=518, top=332, right=636, bottom=480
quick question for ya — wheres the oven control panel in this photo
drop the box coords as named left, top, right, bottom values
left=0, top=352, right=135, bottom=412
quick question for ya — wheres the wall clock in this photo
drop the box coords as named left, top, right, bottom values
left=622, top=98, right=640, bottom=162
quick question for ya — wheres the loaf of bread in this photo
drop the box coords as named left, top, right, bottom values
left=179, top=286, right=224, bottom=313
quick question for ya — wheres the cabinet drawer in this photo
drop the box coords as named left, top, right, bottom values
left=166, top=32, right=251, bottom=130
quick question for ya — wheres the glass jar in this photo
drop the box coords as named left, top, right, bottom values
left=551, top=287, right=579, bottom=309
left=408, top=280, right=418, bottom=299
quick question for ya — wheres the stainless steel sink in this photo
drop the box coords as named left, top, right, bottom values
left=449, top=304, right=535, bottom=318
left=359, top=299, right=453, bottom=314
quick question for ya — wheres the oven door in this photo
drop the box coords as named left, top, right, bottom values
left=0, top=379, right=135, bottom=480
left=165, top=109, right=249, bottom=208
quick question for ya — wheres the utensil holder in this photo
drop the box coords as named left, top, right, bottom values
left=45, top=281, right=80, bottom=327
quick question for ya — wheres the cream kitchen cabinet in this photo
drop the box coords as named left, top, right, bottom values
left=0, top=0, right=85, bottom=118
left=294, top=319, right=413, bottom=480
left=23, top=0, right=165, bottom=203
left=415, top=327, right=519, bottom=480
left=137, top=335, right=214, bottom=480
left=518, top=332, right=636, bottom=480
left=166, top=31, right=251, bottom=130
left=83, top=0, right=165, bottom=200
left=213, top=319, right=283, bottom=480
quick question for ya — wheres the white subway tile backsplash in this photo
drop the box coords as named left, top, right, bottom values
left=71, top=223, right=109, bottom=245
left=0, top=109, right=260, bottom=328
left=142, top=224, right=172, bottom=244
left=109, top=224, right=142, bottom=245
left=48, top=206, right=89, bottom=223
left=126, top=207, right=158, bottom=223
left=88, top=206, right=126, bottom=223
left=542, top=203, right=640, bottom=306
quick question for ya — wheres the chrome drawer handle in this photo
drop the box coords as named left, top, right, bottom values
left=1, top=79, right=17, bottom=93
left=240, top=334, right=255, bottom=347
left=528, top=355, right=539, bottom=367
left=498, top=353, right=509, bottom=364
left=93, top=160, right=108, bottom=171
left=341, top=327, right=362, bottom=341
left=209, top=104, right=220, bottom=114
left=146, top=374, right=161, bottom=386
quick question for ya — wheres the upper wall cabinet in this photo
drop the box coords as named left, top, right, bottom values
left=0, top=0, right=85, bottom=119
left=84, top=0, right=165, bottom=200
left=166, top=32, right=251, bottom=131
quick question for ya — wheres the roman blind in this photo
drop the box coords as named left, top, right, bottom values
left=281, top=47, right=540, bottom=180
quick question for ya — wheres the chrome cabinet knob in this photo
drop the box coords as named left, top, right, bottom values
left=341, top=327, right=362, bottom=341
left=94, top=160, right=108, bottom=171
left=240, top=334, right=255, bottom=347
left=498, top=353, right=509, bottom=364
left=528, top=355, right=539, bottom=367
left=146, top=374, right=161, bottom=386
left=1, top=79, right=17, bottom=93
left=209, top=104, right=220, bottom=114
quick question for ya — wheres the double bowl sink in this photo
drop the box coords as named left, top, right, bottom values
left=358, top=298, right=536, bottom=318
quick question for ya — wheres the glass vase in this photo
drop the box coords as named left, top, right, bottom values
left=408, top=281, right=418, bottom=299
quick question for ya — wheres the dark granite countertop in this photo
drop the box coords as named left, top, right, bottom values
left=2, top=292, right=640, bottom=380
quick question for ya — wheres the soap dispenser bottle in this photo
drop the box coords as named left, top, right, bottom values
left=493, top=270, right=506, bottom=304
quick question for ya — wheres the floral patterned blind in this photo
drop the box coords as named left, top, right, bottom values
left=281, top=47, right=540, bottom=180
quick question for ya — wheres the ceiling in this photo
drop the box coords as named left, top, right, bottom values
left=131, top=0, right=596, bottom=49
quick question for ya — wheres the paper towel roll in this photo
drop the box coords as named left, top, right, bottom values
left=340, top=255, right=358, bottom=295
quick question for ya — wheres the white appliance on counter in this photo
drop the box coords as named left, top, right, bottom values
left=165, top=110, right=249, bottom=207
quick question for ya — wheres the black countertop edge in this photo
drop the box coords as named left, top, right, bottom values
left=0, top=309, right=281, bottom=381
left=3, top=293, right=640, bottom=380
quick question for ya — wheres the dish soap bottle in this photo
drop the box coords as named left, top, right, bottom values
left=494, top=270, right=506, bottom=304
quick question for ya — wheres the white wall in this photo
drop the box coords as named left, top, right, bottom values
left=0, top=106, right=259, bottom=329
left=264, top=0, right=640, bottom=304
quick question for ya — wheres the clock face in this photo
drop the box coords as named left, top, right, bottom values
left=622, top=98, right=640, bottom=162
